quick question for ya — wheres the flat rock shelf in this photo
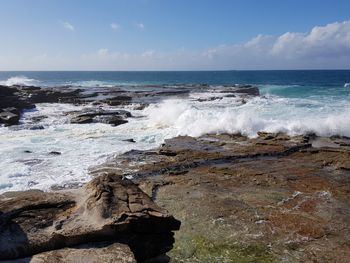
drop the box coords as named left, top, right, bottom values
left=93, top=133, right=350, bottom=262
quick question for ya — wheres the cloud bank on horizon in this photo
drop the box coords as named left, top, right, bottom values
left=2, top=20, right=350, bottom=70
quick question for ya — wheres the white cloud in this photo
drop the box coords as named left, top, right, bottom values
left=142, top=50, right=155, bottom=57
left=2, top=20, right=350, bottom=70
left=271, top=21, right=350, bottom=59
left=110, top=23, right=120, bottom=31
left=135, top=22, right=145, bottom=30
left=61, top=21, right=75, bottom=31
left=197, top=20, right=350, bottom=69
left=97, top=48, right=109, bottom=56
left=78, top=20, right=350, bottom=70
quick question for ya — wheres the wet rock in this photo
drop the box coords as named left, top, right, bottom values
left=31, top=116, right=48, bottom=123
left=70, top=115, right=93, bottom=124
left=49, top=151, right=61, bottom=155
left=29, top=125, right=45, bottom=130
left=69, top=109, right=131, bottom=126
left=0, top=111, right=20, bottom=126
left=197, top=97, right=223, bottom=102
left=123, top=138, right=136, bottom=143
left=133, top=103, right=149, bottom=110
left=2, top=107, right=19, bottom=114
left=70, top=109, right=132, bottom=119
left=23, top=88, right=83, bottom=104
left=219, top=85, right=260, bottom=96
left=0, top=86, right=33, bottom=110
left=104, top=96, right=132, bottom=106
left=93, top=115, right=128, bottom=126
left=0, top=174, right=180, bottom=262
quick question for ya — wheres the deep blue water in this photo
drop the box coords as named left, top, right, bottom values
left=1, top=70, right=350, bottom=101
left=0, top=70, right=349, bottom=87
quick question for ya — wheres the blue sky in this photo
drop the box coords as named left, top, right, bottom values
left=0, top=0, right=350, bottom=70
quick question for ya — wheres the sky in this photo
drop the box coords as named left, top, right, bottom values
left=0, top=0, right=350, bottom=70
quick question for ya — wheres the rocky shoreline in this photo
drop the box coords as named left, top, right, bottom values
left=99, top=133, right=350, bottom=262
left=0, top=84, right=259, bottom=127
left=1, top=84, right=350, bottom=262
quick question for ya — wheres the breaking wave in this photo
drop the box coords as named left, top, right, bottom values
left=0, top=76, right=40, bottom=86
left=145, top=97, right=350, bottom=138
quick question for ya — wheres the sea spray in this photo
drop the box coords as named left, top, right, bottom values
left=0, top=76, right=40, bottom=86
left=145, top=97, right=350, bottom=138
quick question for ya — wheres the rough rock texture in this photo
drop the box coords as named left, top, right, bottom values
left=94, top=133, right=350, bottom=263
left=0, top=85, right=82, bottom=126
left=0, top=174, right=180, bottom=262
left=69, top=109, right=131, bottom=126
left=2, top=243, right=136, bottom=263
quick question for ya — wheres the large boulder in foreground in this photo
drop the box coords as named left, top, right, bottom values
left=0, top=174, right=180, bottom=262
left=3, top=243, right=136, bottom=263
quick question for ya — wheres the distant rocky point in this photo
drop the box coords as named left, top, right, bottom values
left=0, top=84, right=259, bottom=127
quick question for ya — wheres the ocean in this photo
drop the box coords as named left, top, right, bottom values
left=1, top=70, right=350, bottom=193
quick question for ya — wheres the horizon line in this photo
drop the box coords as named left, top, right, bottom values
left=1, top=69, right=350, bottom=72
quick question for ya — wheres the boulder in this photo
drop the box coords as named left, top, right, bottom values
left=104, top=96, right=132, bottom=106
left=49, top=151, right=61, bottom=155
left=70, top=115, right=93, bottom=124
left=94, top=115, right=128, bottom=126
left=0, top=174, right=180, bottom=262
left=0, top=86, right=34, bottom=126
left=219, top=85, right=260, bottom=96
left=0, top=111, right=20, bottom=126
left=2, top=243, right=136, bottom=263
left=123, top=139, right=136, bottom=143
left=69, top=109, right=131, bottom=126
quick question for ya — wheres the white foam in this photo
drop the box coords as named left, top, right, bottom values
left=0, top=76, right=40, bottom=86
left=145, top=96, right=350, bottom=138
left=345, top=83, right=350, bottom=88
left=1, top=90, right=350, bottom=193
left=0, top=103, right=171, bottom=193
left=70, top=80, right=116, bottom=87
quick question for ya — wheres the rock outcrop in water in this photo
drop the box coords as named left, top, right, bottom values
left=92, top=133, right=350, bottom=263
left=0, top=174, right=180, bottom=262
left=0, top=84, right=259, bottom=126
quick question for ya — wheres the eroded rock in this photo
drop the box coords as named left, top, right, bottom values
left=0, top=174, right=180, bottom=262
left=2, top=242, right=136, bottom=263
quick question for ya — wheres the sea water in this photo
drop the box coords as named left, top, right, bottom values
left=0, top=70, right=349, bottom=192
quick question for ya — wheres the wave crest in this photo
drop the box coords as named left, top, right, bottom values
left=145, top=98, right=350, bottom=138
left=0, top=76, right=40, bottom=86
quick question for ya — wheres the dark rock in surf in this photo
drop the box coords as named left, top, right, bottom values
left=94, top=115, right=128, bottom=126
left=49, top=151, right=61, bottom=155
left=123, top=138, right=136, bottom=143
left=0, top=111, right=20, bottom=126
left=104, top=96, right=132, bottom=106
left=70, top=115, right=93, bottom=124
